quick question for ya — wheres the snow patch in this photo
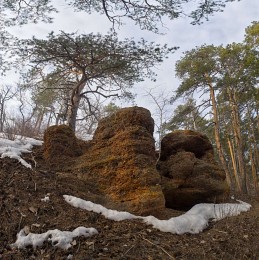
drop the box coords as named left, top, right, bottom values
left=0, top=135, right=43, bottom=168
left=63, top=195, right=137, bottom=221
left=41, top=195, right=50, bottom=202
left=143, top=200, right=251, bottom=234
left=64, top=195, right=251, bottom=235
left=11, top=227, right=98, bottom=250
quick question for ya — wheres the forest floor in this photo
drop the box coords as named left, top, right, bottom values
left=0, top=148, right=259, bottom=260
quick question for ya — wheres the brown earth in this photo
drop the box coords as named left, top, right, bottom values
left=1, top=149, right=259, bottom=260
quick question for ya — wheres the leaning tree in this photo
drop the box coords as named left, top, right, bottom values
left=16, top=31, right=176, bottom=131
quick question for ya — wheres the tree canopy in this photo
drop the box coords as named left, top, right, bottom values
left=16, top=31, right=176, bottom=130
left=0, top=0, right=244, bottom=74
left=1, top=0, right=56, bottom=27
left=1, top=0, right=242, bottom=33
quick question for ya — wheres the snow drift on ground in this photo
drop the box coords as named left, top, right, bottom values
left=0, top=134, right=43, bottom=168
left=10, top=195, right=252, bottom=250
left=64, top=195, right=251, bottom=235
left=11, top=227, right=98, bottom=250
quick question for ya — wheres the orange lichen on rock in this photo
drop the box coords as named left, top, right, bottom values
left=76, top=107, right=165, bottom=216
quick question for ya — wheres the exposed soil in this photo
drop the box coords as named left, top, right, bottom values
left=0, top=147, right=259, bottom=260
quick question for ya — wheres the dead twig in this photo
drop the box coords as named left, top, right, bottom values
left=18, top=214, right=24, bottom=231
left=32, top=154, right=37, bottom=168
left=142, top=237, right=175, bottom=259
left=124, top=244, right=135, bottom=256
left=214, top=229, right=228, bottom=234
left=76, top=241, right=81, bottom=253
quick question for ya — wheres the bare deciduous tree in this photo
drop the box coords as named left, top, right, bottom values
left=0, top=85, right=16, bottom=132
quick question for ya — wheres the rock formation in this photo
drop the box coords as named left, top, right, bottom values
left=157, top=130, right=229, bottom=209
left=43, top=107, right=228, bottom=215
left=44, top=125, right=82, bottom=169
left=75, top=107, right=165, bottom=216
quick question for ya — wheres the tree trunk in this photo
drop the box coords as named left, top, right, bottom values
left=67, top=79, right=86, bottom=132
left=34, top=110, right=45, bottom=136
left=249, top=106, right=259, bottom=172
left=191, top=110, right=197, bottom=130
left=227, top=136, right=242, bottom=191
left=0, top=103, right=5, bottom=132
left=205, top=74, right=231, bottom=186
left=46, top=110, right=53, bottom=128
left=227, top=88, right=247, bottom=193
left=249, top=148, right=259, bottom=195
left=247, top=106, right=259, bottom=194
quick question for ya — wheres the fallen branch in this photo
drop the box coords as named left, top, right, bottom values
left=142, top=237, right=175, bottom=259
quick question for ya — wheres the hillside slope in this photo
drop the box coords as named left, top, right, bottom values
left=0, top=151, right=259, bottom=259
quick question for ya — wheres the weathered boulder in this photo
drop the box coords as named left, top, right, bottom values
left=158, top=130, right=228, bottom=209
left=43, top=125, right=83, bottom=169
left=76, top=107, right=165, bottom=216
left=159, top=130, right=213, bottom=160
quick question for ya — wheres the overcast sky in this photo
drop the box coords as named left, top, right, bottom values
left=5, top=0, right=259, bottom=119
